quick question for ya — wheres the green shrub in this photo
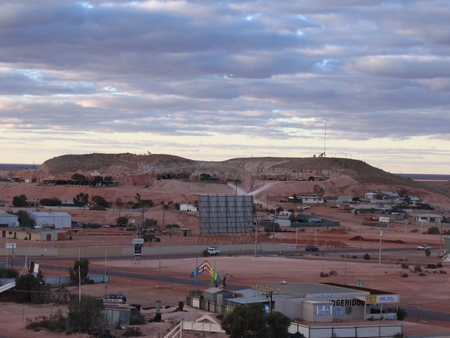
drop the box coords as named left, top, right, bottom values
left=352, top=255, right=357, bottom=259
left=396, top=307, right=408, bottom=321
left=130, top=315, right=146, bottom=325
left=425, top=249, right=431, bottom=257
left=202, top=249, right=209, bottom=257
left=0, top=268, right=19, bottom=278
left=363, top=253, right=370, bottom=260
left=25, top=309, right=66, bottom=333
left=122, top=327, right=142, bottom=337
left=427, top=226, right=440, bottom=234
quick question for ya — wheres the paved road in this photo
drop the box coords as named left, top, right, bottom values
left=12, top=246, right=448, bottom=323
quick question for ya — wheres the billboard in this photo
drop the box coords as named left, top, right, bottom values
left=199, top=195, right=254, bottom=234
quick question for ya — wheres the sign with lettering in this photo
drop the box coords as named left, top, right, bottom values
left=306, top=293, right=332, bottom=298
left=331, top=299, right=364, bottom=307
left=366, top=295, right=376, bottom=304
left=132, top=238, right=144, bottom=245
left=376, top=295, right=399, bottom=303
left=5, top=243, right=16, bottom=249
left=316, top=305, right=333, bottom=316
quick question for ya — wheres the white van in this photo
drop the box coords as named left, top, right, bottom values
left=207, top=246, right=220, bottom=255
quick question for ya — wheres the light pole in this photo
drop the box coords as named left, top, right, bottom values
left=379, top=230, right=383, bottom=264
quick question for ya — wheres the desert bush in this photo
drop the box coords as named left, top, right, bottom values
left=419, top=272, right=426, bottom=276
left=25, top=309, right=66, bottom=333
left=427, top=226, right=440, bottom=234
left=320, top=272, right=329, bottom=277
left=396, top=307, right=408, bottom=321
left=122, top=327, right=142, bottom=337
left=401, top=273, right=408, bottom=278
left=439, top=270, right=447, bottom=274
left=352, top=255, right=357, bottom=259
left=414, top=265, right=422, bottom=273
left=426, top=264, right=437, bottom=269
left=401, top=263, right=409, bottom=269
left=411, top=229, right=418, bottom=233
left=425, top=249, right=431, bottom=257
left=329, top=270, right=338, bottom=276
left=363, top=253, right=370, bottom=260
left=0, top=268, right=19, bottom=278
left=437, top=262, right=443, bottom=268
left=202, top=249, right=209, bottom=257
left=130, top=315, right=146, bottom=325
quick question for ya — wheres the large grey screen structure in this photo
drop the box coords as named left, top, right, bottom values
left=198, top=195, right=254, bottom=244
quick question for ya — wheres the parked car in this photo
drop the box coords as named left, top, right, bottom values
left=305, top=245, right=319, bottom=252
left=207, top=246, right=220, bottom=255
left=101, top=294, right=127, bottom=304
left=298, top=205, right=310, bottom=211
left=417, top=244, right=431, bottom=250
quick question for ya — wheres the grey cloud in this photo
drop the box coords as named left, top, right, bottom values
left=1, top=0, right=450, bottom=169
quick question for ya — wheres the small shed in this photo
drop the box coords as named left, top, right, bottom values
left=203, top=287, right=233, bottom=305
left=0, top=211, right=18, bottom=227
left=30, top=211, right=72, bottom=229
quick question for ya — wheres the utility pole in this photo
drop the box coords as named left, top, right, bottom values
left=379, top=230, right=383, bottom=264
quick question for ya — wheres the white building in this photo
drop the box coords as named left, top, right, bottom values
left=289, top=195, right=324, bottom=204
left=0, top=210, right=18, bottom=227
left=30, top=211, right=72, bottom=229
left=226, top=283, right=400, bottom=322
left=180, top=204, right=198, bottom=212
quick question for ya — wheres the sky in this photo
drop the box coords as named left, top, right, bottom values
left=1, top=1, right=450, bottom=174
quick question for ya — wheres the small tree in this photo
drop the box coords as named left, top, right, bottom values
left=92, top=195, right=110, bottom=208
left=116, top=216, right=129, bottom=226
left=396, top=307, right=408, bottom=320
left=0, top=268, right=19, bottom=278
left=68, top=258, right=90, bottom=284
left=73, top=193, right=89, bottom=208
left=266, top=311, right=292, bottom=338
left=12, top=194, right=28, bottom=207
left=67, top=295, right=105, bottom=333
left=221, top=303, right=292, bottom=338
left=15, top=273, right=41, bottom=303
left=221, top=304, right=270, bottom=338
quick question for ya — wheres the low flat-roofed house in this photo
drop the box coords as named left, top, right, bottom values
left=0, top=210, right=18, bottom=227
left=30, top=211, right=71, bottom=229
left=227, top=283, right=400, bottom=323
left=180, top=204, right=198, bottom=212
left=410, top=213, right=442, bottom=224
left=1, top=227, right=63, bottom=241
left=289, top=195, right=324, bottom=204
left=203, top=287, right=233, bottom=305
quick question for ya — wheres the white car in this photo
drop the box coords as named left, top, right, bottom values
left=417, top=244, right=431, bottom=250
left=298, top=205, right=310, bottom=211
left=207, top=246, right=220, bottom=255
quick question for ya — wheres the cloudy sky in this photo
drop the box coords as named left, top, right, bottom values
left=1, top=1, right=450, bottom=174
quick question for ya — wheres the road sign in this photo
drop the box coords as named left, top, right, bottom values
left=134, top=245, right=142, bottom=257
left=132, top=238, right=144, bottom=245
left=5, top=243, right=16, bottom=249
